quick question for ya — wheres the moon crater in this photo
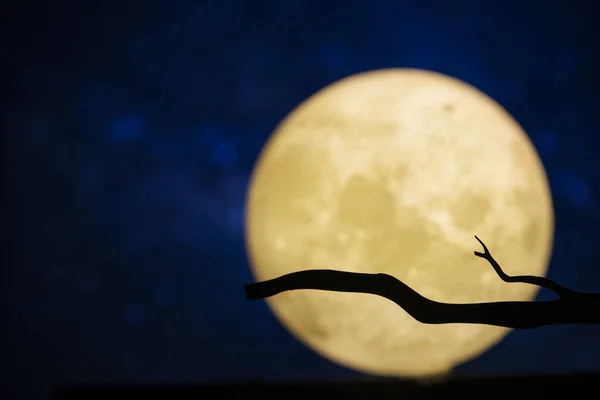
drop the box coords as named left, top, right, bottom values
left=336, top=174, right=397, bottom=231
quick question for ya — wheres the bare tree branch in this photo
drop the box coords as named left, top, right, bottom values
left=245, top=237, right=600, bottom=329
left=473, top=235, right=578, bottom=298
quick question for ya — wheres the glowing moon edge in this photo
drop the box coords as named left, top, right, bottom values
left=244, top=68, right=554, bottom=378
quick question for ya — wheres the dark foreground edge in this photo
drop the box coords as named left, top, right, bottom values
left=53, top=373, right=600, bottom=399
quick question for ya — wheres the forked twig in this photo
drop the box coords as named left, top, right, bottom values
left=473, top=235, right=577, bottom=298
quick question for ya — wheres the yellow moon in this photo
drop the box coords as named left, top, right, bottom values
left=245, top=69, right=554, bottom=377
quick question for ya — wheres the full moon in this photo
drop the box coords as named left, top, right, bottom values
left=245, top=69, right=554, bottom=377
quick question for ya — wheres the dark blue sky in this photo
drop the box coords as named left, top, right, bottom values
left=3, top=0, right=600, bottom=398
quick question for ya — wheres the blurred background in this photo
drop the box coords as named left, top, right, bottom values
left=3, top=0, right=600, bottom=398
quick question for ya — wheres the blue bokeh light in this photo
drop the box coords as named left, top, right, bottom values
left=211, top=140, right=239, bottom=168
left=110, top=114, right=146, bottom=142
left=558, top=172, right=591, bottom=208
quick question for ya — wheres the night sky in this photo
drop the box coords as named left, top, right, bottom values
left=3, top=0, right=600, bottom=398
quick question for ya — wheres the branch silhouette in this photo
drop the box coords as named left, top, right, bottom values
left=245, top=236, right=600, bottom=329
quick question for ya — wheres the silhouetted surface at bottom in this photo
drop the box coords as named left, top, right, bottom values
left=53, top=373, right=600, bottom=399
